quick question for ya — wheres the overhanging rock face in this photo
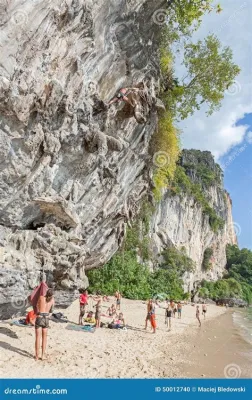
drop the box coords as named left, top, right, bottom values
left=33, top=197, right=79, bottom=229
left=0, top=0, right=168, bottom=317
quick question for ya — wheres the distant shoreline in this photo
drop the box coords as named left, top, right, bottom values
left=165, top=310, right=252, bottom=378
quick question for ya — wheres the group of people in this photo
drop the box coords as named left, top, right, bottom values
left=25, top=280, right=208, bottom=360
left=144, top=299, right=208, bottom=333
left=78, top=289, right=123, bottom=329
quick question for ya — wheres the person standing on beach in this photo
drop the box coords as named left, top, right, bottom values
left=35, top=288, right=54, bottom=360
left=149, top=299, right=157, bottom=334
left=165, top=304, right=172, bottom=331
left=202, top=302, right=207, bottom=319
left=145, top=299, right=151, bottom=330
left=115, top=291, right=121, bottom=311
left=79, top=289, right=88, bottom=325
left=170, top=300, right=175, bottom=317
left=177, top=302, right=182, bottom=319
left=196, top=305, right=201, bottom=327
left=94, top=299, right=102, bottom=328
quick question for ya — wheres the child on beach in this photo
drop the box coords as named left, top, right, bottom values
left=84, top=311, right=95, bottom=324
left=94, top=299, right=102, bottom=328
left=79, top=289, right=88, bottom=325
left=196, top=305, right=201, bottom=327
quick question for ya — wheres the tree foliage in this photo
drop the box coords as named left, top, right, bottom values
left=199, top=245, right=252, bottom=304
left=202, top=248, right=213, bottom=271
left=87, top=213, right=194, bottom=301
left=176, top=35, right=241, bottom=119
left=167, top=0, right=222, bottom=36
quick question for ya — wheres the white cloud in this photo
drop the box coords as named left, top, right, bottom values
left=175, top=0, right=252, bottom=160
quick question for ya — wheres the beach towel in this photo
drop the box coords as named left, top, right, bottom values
left=29, top=282, right=48, bottom=314
left=101, top=314, right=113, bottom=318
left=65, top=324, right=96, bottom=333
left=10, top=320, right=33, bottom=328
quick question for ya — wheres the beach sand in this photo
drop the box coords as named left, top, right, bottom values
left=0, top=299, right=250, bottom=378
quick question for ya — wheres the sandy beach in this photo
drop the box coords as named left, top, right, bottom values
left=0, top=299, right=251, bottom=378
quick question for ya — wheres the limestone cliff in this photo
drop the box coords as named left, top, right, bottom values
left=0, top=1, right=237, bottom=318
left=0, top=0, right=169, bottom=317
left=150, top=150, right=237, bottom=295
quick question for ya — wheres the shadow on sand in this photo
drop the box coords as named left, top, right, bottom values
left=0, top=341, right=33, bottom=359
left=0, top=327, right=18, bottom=339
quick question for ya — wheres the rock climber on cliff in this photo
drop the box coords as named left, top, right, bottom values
left=107, top=84, right=147, bottom=124
left=107, top=87, right=137, bottom=107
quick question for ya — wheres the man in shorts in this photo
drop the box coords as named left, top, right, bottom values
left=115, top=291, right=121, bottom=311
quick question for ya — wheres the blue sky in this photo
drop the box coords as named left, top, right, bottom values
left=174, top=0, right=252, bottom=250
left=221, top=113, right=252, bottom=249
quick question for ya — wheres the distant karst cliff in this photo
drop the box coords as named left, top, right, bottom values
left=149, top=150, right=237, bottom=295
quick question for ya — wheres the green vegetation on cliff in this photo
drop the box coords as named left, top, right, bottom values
left=87, top=203, right=194, bottom=300
left=170, top=164, right=225, bottom=233
left=199, top=245, right=252, bottom=304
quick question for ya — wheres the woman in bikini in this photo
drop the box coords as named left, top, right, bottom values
left=35, top=288, right=54, bottom=361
